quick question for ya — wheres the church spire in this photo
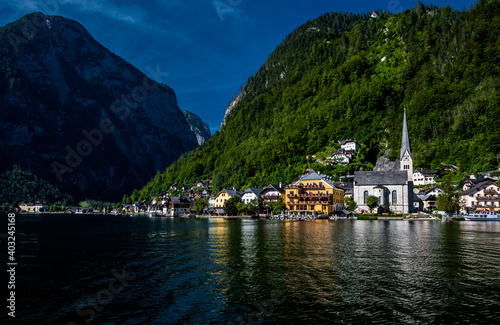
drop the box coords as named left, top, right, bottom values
left=400, top=107, right=412, bottom=160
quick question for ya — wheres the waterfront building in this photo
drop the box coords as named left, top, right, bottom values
left=285, top=169, right=344, bottom=215
left=214, top=189, right=242, bottom=213
left=168, top=196, right=192, bottom=216
left=260, top=184, right=285, bottom=206
left=461, top=180, right=500, bottom=213
left=241, top=188, right=263, bottom=204
left=353, top=109, right=414, bottom=213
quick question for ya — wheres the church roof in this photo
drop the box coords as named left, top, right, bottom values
left=400, top=109, right=412, bottom=160
left=354, top=171, right=408, bottom=186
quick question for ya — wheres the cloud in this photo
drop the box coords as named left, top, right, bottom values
left=59, top=0, right=148, bottom=24
left=212, top=0, right=243, bottom=20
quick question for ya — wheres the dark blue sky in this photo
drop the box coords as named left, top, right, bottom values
left=1, top=0, right=474, bottom=133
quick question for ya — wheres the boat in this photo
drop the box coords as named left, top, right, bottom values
left=464, top=210, right=500, bottom=221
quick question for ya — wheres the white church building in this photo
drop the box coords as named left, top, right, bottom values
left=353, top=109, right=414, bottom=214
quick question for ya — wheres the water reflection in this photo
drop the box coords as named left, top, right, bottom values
left=3, top=215, right=500, bottom=324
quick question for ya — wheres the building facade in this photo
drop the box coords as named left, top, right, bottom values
left=413, top=170, right=438, bottom=186
left=461, top=181, right=500, bottom=213
left=353, top=171, right=413, bottom=213
left=285, top=169, right=344, bottom=215
left=260, top=184, right=285, bottom=206
left=241, top=188, right=263, bottom=204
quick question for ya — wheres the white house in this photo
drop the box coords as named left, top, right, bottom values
left=413, top=170, right=439, bottom=186
left=461, top=180, right=500, bottom=213
left=340, top=139, right=360, bottom=152
left=260, top=184, right=285, bottom=206
left=241, top=188, right=263, bottom=204
left=208, top=195, right=215, bottom=208
left=328, top=152, right=350, bottom=165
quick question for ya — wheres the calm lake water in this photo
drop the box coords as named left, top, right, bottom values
left=2, top=214, right=500, bottom=324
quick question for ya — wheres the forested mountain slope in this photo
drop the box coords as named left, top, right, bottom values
left=139, top=1, right=500, bottom=197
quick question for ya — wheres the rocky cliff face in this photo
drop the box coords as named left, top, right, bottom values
left=374, top=150, right=400, bottom=172
left=0, top=12, right=199, bottom=200
left=181, top=110, right=211, bottom=145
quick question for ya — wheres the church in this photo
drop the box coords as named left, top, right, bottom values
left=353, top=110, right=414, bottom=214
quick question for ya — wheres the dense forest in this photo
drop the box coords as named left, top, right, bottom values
left=137, top=1, right=500, bottom=198
left=0, top=165, right=73, bottom=205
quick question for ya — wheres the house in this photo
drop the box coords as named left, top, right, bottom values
left=413, top=169, right=439, bottom=186
left=168, top=196, right=192, bottom=216
left=214, top=189, right=242, bottom=210
left=170, top=183, right=178, bottom=191
left=284, top=169, right=344, bottom=215
left=353, top=109, right=414, bottom=214
left=461, top=181, right=500, bottom=213
left=208, top=195, right=215, bottom=208
left=328, top=152, right=350, bottom=165
left=182, top=184, right=191, bottom=192
left=462, top=176, right=496, bottom=191
left=341, top=182, right=354, bottom=199
left=202, top=189, right=211, bottom=197
left=416, top=187, right=442, bottom=212
left=260, top=184, right=285, bottom=206
left=241, top=188, right=263, bottom=204
left=19, top=201, right=48, bottom=212
left=340, top=139, right=360, bottom=152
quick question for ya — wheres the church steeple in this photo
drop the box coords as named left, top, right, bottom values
left=400, top=107, right=412, bottom=160
left=400, top=107, right=413, bottom=181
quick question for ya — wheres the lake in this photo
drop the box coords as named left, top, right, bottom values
left=2, top=214, right=500, bottom=324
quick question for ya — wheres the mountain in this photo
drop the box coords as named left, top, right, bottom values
left=138, top=1, right=500, bottom=197
left=182, top=110, right=211, bottom=145
left=0, top=12, right=202, bottom=201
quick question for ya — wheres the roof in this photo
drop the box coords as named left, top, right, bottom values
left=420, top=194, right=436, bottom=201
left=243, top=188, right=263, bottom=196
left=412, top=192, right=422, bottom=202
left=169, top=196, right=192, bottom=205
left=294, top=169, right=337, bottom=188
left=262, top=184, right=285, bottom=194
left=400, top=110, right=412, bottom=160
left=354, top=171, right=408, bottom=186
left=340, top=139, right=357, bottom=145
left=220, top=189, right=242, bottom=198
left=461, top=180, right=499, bottom=195
left=414, top=170, right=438, bottom=175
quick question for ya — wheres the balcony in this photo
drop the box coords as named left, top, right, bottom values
left=483, top=189, right=498, bottom=194
left=287, top=193, right=332, bottom=198
left=476, top=195, right=500, bottom=201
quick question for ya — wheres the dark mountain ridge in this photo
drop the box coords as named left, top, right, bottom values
left=0, top=12, right=201, bottom=201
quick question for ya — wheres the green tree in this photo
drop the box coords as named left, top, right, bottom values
left=437, top=175, right=460, bottom=213
left=114, top=203, right=123, bottom=210
left=225, top=196, right=242, bottom=216
left=195, top=198, right=209, bottom=214
left=344, top=197, right=358, bottom=212
left=366, top=195, right=379, bottom=214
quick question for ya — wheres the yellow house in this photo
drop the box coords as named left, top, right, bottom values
left=285, top=169, right=344, bottom=215
left=214, top=189, right=242, bottom=209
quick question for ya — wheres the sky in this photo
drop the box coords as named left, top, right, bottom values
left=0, top=0, right=475, bottom=133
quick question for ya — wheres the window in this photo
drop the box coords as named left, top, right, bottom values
left=364, top=191, right=368, bottom=204
left=392, top=191, right=397, bottom=205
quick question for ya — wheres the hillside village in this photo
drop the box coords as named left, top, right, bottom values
left=12, top=111, right=500, bottom=218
